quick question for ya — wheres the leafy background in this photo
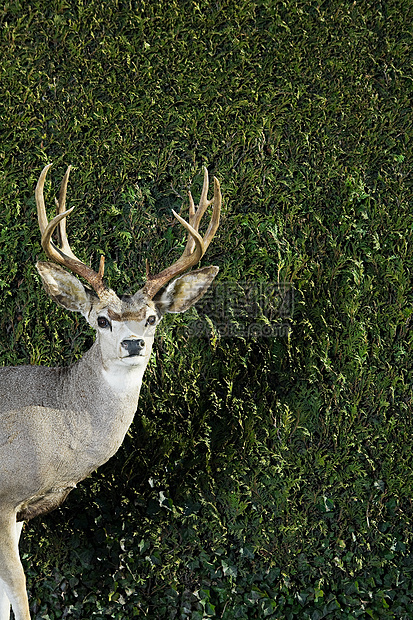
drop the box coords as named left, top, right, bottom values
left=0, top=0, right=412, bottom=618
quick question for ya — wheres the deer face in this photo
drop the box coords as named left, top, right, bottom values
left=90, top=296, right=159, bottom=369
left=37, top=261, right=218, bottom=373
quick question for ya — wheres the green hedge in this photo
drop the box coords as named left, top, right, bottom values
left=1, top=0, right=412, bottom=617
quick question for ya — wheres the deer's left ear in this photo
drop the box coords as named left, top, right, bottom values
left=154, top=266, right=218, bottom=314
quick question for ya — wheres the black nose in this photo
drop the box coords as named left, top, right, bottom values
left=121, top=339, right=145, bottom=356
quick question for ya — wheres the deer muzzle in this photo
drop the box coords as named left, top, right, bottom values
left=121, top=339, right=145, bottom=356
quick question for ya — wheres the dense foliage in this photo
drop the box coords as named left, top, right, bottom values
left=0, top=0, right=412, bottom=617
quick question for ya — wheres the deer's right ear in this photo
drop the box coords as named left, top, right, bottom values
left=36, top=262, right=94, bottom=316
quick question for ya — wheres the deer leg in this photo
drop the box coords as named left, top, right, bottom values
left=0, top=522, right=25, bottom=620
left=0, top=576, right=11, bottom=620
left=0, top=517, right=30, bottom=620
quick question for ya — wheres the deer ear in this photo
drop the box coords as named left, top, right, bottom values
left=36, top=262, right=95, bottom=316
left=154, top=265, right=218, bottom=314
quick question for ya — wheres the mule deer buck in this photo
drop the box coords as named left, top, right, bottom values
left=0, top=164, right=221, bottom=620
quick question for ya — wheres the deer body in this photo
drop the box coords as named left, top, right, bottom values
left=0, top=165, right=221, bottom=620
left=0, top=345, right=143, bottom=522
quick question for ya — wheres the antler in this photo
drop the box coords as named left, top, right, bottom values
left=140, top=167, right=221, bottom=298
left=36, top=164, right=221, bottom=302
left=35, top=164, right=107, bottom=298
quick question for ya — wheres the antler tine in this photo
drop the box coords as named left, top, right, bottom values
left=140, top=168, right=221, bottom=299
left=54, top=165, right=77, bottom=259
left=36, top=163, right=53, bottom=236
left=184, top=168, right=222, bottom=257
left=35, top=164, right=107, bottom=297
left=202, top=176, right=221, bottom=246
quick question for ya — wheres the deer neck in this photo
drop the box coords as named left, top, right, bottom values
left=63, top=341, right=148, bottom=420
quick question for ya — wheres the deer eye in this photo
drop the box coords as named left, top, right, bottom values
left=97, top=316, right=111, bottom=329
left=146, top=315, right=156, bottom=326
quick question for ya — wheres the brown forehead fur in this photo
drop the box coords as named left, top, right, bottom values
left=107, top=293, right=152, bottom=322
left=107, top=307, right=147, bottom=322
left=90, top=289, right=151, bottom=322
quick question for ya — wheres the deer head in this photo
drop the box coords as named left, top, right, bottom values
left=35, top=164, right=221, bottom=381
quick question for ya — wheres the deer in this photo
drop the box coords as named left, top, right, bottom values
left=0, top=163, right=221, bottom=620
